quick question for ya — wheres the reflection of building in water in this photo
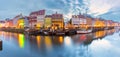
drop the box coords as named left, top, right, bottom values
left=93, top=29, right=116, bottom=39
left=94, top=30, right=106, bottom=39
left=44, top=36, right=52, bottom=51
left=115, top=27, right=120, bottom=33
left=64, top=36, right=73, bottom=46
left=18, top=34, right=25, bottom=48
left=106, top=29, right=115, bottom=35
left=83, top=33, right=94, bottom=45
left=52, top=36, right=64, bottom=45
left=4, top=32, right=10, bottom=39
left=0, top=32, right=23, bottom=47
left=1, top=32, right=14, bottom=41
left=59, top=36, right=64, bottom=44
left=0, top=31, right=3, bottom=35
left=12, top=33, right=18, bottom=38
left=28, top=35, right=43, bottom=54
left=36, top=36, right=41, bottom=48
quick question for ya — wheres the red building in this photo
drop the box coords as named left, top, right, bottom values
left=3, top=19, right=14, bottom=28
left=30, top=10, right=45, bottom=16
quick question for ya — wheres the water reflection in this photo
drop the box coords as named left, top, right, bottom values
left=18, top=34, right=25, bottom=48
left=59, top=36, right=64, bottom=44
left=93, top=29, right=115, bottom=39
left=94, top=30, right=106, bottom=38
left=0, top=28, right=119, bottom=57
left=64, top=36, right=73, bottom=46
left=44, top=36, right=52, bottom=51
left=36, top=36, right=41, bottom=48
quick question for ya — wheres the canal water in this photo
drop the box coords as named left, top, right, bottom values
left=0, top=29, right=120, bottom=57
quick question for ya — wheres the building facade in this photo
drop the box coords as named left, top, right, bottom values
left=44, top=15, right=52, bottom=29
left=0, top=21, right=5, bottom=28
left=51, top=12, right=64, bottom=30
left=93, top=18, right=105, bottom=28
left=23, top=16, right=29, bottom=28
left=5, top=19, right=14, bottom=28
left=13, top=14, right=23, bottom=28
left=29, top=10, right=45, bottom=29
left=17, top=18, right=25, bottom=29
left=71, top=14, right=87, bottom=29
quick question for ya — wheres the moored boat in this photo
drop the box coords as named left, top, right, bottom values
left=65, top=29, right=76, bottom=35
left=77, top=29, right=92, bottom=34
left=55, top=30, right=65, bottom=35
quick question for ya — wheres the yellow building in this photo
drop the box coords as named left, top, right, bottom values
left=0, top=21, right=5, bottom=28
left=44, top=15, right=52, bottom=29
left=51, top=12, right=64, bottom=30
left=94, top=19, right=105, bottom=28
left=36, top=22, right=42, bottom=30
left=17, top=18, right=25, bottom=29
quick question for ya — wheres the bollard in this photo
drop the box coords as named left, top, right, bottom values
left=0, top=40, right=2, bottom=51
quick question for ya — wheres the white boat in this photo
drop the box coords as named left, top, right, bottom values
left=77, top=29, right=92, bottom=34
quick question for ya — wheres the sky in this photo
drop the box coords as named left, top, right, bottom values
left=0, top=0, right=120, bottom=22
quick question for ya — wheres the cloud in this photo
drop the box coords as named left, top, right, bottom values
left=99, top=9, right=120, bottom=22
left=86, top=0, right=112, bottom=16
left=62, top=0, right=85, bottom=20
left=0, top=0, right=120, bottom=21
left=96, top=0, right=120, bottom=21
left=84, top=0, right=120, bottom=17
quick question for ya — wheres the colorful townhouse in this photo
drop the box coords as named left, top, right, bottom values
left=29, top=10, right=45, bottom=29
left=71, top=14, right=92, bottom=30
left=51, top=12, right=64, bottom=30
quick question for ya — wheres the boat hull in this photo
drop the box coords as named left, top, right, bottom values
left=77, top=30, right=92, bottom=34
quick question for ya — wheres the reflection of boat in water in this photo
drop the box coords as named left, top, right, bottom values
left=77, top=29, right=92, bottom=34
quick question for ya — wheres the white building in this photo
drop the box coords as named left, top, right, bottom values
left=29, top=10, right=45, bottom=29
left=71, top=14, right=86, bottom=28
